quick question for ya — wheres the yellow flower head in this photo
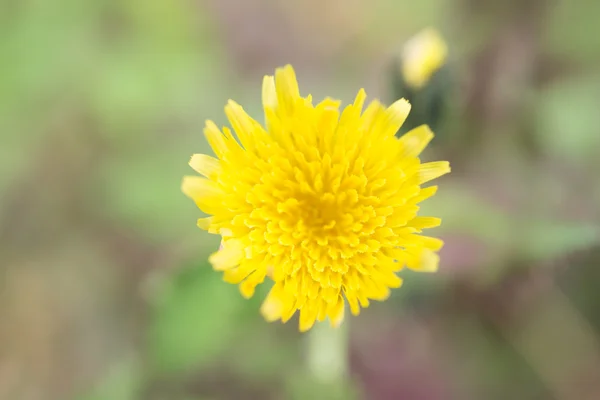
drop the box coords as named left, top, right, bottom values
left=401, top=28, right=448, bottom=90
left=182, top=65, right=450, bottom=332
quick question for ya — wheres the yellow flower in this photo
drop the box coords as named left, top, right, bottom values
left=401, top=28, right=448, bottom=90
left=182, top=65, right=450, bottom=332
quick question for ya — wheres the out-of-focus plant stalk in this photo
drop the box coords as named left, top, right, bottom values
left=306, top=320, right=349, bottom=384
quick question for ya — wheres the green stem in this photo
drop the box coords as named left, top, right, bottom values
left=306, top=320, right=349, bottom=384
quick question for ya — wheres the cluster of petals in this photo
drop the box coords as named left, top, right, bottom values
left=182, top=65, right=450, bottom=332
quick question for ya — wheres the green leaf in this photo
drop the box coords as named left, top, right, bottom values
left=520, top=220, right=599, bottom=262
left=147, top=261, right=243, bottom=374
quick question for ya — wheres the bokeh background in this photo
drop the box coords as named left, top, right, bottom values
left=2, top=0, right=600, bottom=399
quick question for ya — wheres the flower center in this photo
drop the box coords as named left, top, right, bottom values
left=268, top=166, right=383, bottom=284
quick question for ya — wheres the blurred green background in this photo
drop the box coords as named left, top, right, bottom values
left=2, top=0, right=600, bottom=399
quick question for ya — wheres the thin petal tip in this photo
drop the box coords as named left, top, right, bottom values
left=180, top=176, right=196, bottom=197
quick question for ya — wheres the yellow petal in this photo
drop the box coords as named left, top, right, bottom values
left=275, top=64, right=300, bottom=114
left=408, top=216, right=442, bottom=231
left=368, top=285, right=391, bottom=301
left=398, top=124, right=434, bottom=159
left=196, top=217, right=213, bottom=231
left=281, top=299, right=298, bottom=323
left=181, top=176, right=223, bottom=214
left=189, top=154, right=221, bottom=179
left=384, top=98, right=411, bottom=135
left=316, top=300, right=328, bottom=322
left=225, top=100, right=255, bottom=148
left=353, top=88, right=367, bottom=111
left=411, top=185, right=438, bottom=203
left=418, top=161, right=450, bottom=184
left=408, top=249, right=440, bottom=273
left=239, top=269, right=266, bottom=299
left=339, top=89, right=367, bottom=129
left=299, top=304, right=318, bottom=332
left=260, top=283, right=286, bottom=322
left=420, top=236, right=445, bottom=251
left=315, top=98, right=341, bottom=135
left=222, top=269, right=243, bottom=283
left=345, top=292, right=361, bottom=316
left=203, top=120, right=228, bottom=158
left=208, top=239, right=244, bottom=271
left=379, top=271, right=403, bottom=289
left=328, top=295, right=345, bottom=328
left=262, top=75, right=277, bottom=109
left=360, top=100, right=385, bottom=132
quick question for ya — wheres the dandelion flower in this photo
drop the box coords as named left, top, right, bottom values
left=182, top=65, right=450, bottom=332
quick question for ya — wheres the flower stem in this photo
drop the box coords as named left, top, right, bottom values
left=306, top=320, right=349, bottom=384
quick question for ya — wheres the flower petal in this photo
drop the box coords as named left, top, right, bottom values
left=189, top=154, right=221, bottom=179
left=203, top=120, right=228, bottom=158
left=408, top=216, right=442, bottom=231
left=239, top=269, right=266, bottom=299
left=262, top=75, right=277, bottom=109
left=181, top=176, right=223, bottom=214
left=411, top=185, right=438, bottom=203
left=398, top=124, right=434, bottom=159
left=418, top=161, right=450, bottom=184
left=208, top=239, right=245, bottom=271
left=299, top=304, right=318, bottom=332
left=328, top=295, right=345, bottom=328
left=196, top=217, right=213, bottom=231
left=260, top=283, right=287, bottom=322
left=225, top=100, right=256, bottom=149
left=407, top=248, right=440, bottom=273
left=275, top=64, right=300, bottom=114
left=345, top=292, right=361, bottom=316
left=420, top=236, right=444, bottom=251
left=384, top=98, right=411, bottom=135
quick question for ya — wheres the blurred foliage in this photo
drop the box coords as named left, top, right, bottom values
left=80, top=357, right=143, bottom=400
left=2, top=0, right=600, bottom=399
left=535, top=73, right=600, bottom=160
left=147, top=261, right=243, bottom=374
